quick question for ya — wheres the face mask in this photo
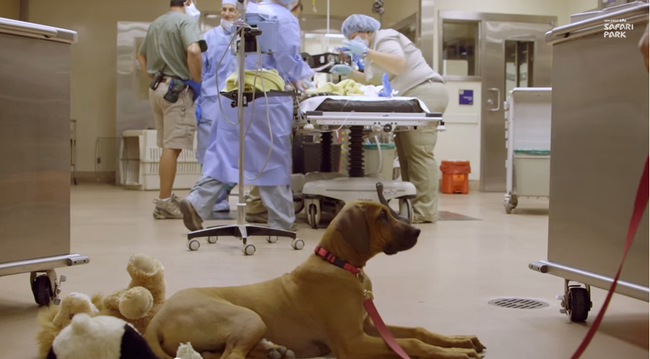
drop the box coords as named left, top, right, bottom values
left=185, top=2, right=201, bottom=19
left=221, top=18, right=234, bottom=33
left=353, top=35, right=369, bottom=47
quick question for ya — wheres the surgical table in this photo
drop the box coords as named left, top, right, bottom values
left=293, top=95, right=444, bottom=228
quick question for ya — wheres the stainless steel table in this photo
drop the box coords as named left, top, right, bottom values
left=0, top=18, right=89, bottom=305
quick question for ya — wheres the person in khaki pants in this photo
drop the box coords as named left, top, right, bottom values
left=330, top=14, right=448, bottom=223
left=137, top=0, right=207, bottom=219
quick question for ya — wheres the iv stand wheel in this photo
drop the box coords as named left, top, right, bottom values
left=399, top=198, right=414, bottom=224
left=188, top=239, right=201, bottom=251
left=292, top=238, right=305, bottom=250
left=505, top=194, right=518, bottom=214
left=267, top=236, right=279, bottom=244
left=207, top=236, right=218, bottom=244
left=243, top=244, right=257, bottom=256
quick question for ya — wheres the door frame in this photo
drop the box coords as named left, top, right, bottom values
left=438, top=11, right=557, bottom=192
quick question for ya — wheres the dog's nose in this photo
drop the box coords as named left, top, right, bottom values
left=412, top=227, right=421, bottom=237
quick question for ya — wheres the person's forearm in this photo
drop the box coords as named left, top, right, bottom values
left=348, top=70, right=367, bottom=84
left=365, top=49, right=407, bottom=76
left=187, top=52, right=202, bottom=82
left=136, top=53, right=151, bottom=78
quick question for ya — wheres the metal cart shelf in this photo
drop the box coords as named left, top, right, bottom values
left=0, top=18, right=90, bottom=305
left=528, top=3, right=649, bottom=322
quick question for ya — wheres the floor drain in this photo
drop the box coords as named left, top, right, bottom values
left=488, top=298, right=549, bottom=309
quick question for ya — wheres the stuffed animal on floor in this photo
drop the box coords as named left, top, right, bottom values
left=36, top=292, right=100, bottom=359
left=94, top=254, right=167, bottom=334
left=36, top=254, right=166, bottom=358
left=46, top=313, right=159, bottom=359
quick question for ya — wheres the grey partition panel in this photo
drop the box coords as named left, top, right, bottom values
left=0, top=23, right=73, bottom=264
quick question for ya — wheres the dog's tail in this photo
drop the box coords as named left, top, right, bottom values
left=144, top=314, right=175, bottom=359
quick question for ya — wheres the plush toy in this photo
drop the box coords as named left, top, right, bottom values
left=36, top=292, right=100, bottom=359
left=95, top=254, right=166, bottom=334
left=36, top=254, right=166, bottom=359
left=46, top=313, right=159, bottom=359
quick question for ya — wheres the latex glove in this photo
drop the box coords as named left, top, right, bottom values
left=330, top=64, right=353, bottom=76
left=303, top=79, right=315, bottom=89
left=343, top=40, right=368, bottom=57
left=292, top=80, right=309, bottom=91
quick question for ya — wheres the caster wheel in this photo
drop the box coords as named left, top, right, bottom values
left=567, top=287, right=591, bottom=322
left=207, top=236, right=218, bottom=244
left=267, top=236, right=279, bottom=244
left=188, top=239, right=201, bottom=251
left=399, top=199, right=414, bottom=224
left=505, top=195, right=518, bottom=214
left=292, top=238, right=305, bottom=250
left=32, top=275, right=53, bottom=307
left=308, top=204, right=319, bottom=229
left=243, top=244, right=256, bottom=256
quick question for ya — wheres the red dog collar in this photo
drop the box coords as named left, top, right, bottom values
left=314, top=245, right=361, bottom=275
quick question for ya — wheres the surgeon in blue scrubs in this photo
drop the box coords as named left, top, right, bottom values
left=195, top=0, right=239, bottom=214
left=180, top=0, right=313, bottom=232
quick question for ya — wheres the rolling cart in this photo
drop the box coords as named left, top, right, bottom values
left=504, top=87, right=552, bottom=214
left=528, top=3, right=649, bottom=322
left=0, top=18, right=90, bottom=305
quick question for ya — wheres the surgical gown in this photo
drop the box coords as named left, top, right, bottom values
left=197, top=26, right=236, bottom=165
left=201, top=2, right=313, bottom=186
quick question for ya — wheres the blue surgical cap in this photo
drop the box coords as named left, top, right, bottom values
left=341, top=14, right=381, bottom=39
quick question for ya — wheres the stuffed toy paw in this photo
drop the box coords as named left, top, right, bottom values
left=96, top=254, right=166, bottom=334
left=46, top=313, right=158, bottom=359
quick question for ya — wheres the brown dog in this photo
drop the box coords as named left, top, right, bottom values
left=145, top=201, right=485, bottom=359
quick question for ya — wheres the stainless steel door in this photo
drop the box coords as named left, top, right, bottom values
left=480, top=21, right=553, bottom=192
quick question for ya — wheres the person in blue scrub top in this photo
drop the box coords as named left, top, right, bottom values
left=180, top=0, right=314, bottom=232
left=195, top=0, right=239, bottom=214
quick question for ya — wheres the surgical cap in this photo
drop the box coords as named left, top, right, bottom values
left=222, top=0, right=237, bottom=5
left=341, top=14, right=381, bottom=39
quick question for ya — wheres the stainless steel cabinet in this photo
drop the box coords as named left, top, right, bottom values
left=529, top=3, right=649, bottom=323
left=0, top=17, right=89, bottom=305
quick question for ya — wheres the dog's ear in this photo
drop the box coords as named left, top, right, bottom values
left=333, top=203, right=370, bottom=254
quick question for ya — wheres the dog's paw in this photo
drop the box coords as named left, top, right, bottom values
left=447, top=335, right=485, bottom=353
left=266, top=345, right=296, bottom=359
left=445, top=348, right=484, bottom=359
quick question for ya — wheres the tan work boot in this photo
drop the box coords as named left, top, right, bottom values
left=153, top=194, right=182, bottom=219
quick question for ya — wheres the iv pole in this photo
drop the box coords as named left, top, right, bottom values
left=186, top=0, right=305, bottom=255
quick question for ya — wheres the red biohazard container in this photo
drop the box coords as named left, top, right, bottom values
left=440, top=160, right=471, bottom=194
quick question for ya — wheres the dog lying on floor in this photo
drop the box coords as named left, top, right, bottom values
left=145, top=201, right=485, bottom=359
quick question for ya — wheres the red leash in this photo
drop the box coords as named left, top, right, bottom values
left=314, top=245, right=412, bottom=359
left=364, top=298, right=412, bottom=359
left=570, top=155, right=649, bottom=359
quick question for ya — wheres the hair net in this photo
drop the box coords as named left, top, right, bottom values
left=222, top=0, right=237, bottom=5
left=341, top=14, right=381, bottom=38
